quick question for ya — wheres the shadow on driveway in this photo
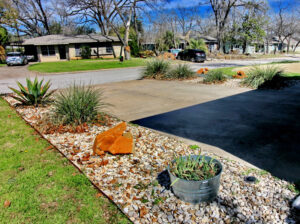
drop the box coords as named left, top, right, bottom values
left=132, top=83, right=300, bottom=182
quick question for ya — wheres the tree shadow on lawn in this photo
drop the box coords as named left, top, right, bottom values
left=133, top=83, right=300, bottom=182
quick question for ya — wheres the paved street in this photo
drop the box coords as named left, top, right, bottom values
left=0, top=56, right=299, bottom=93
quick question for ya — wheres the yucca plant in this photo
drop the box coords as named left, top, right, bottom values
left=166, top=64, right=196, bottom=79
left=242, top=65, right=285, bottom=89
left=142, top=59, right=170, bottom=79
left=203, top=69, right=227, bottom=84
left=9, top=77, right=55, bottom=106
left=52, top=83, right=107, bottom=125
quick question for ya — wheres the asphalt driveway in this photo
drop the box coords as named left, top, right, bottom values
left=130, top=81, right=300, bottom=182
left=95, top=79, right=300, bottom=181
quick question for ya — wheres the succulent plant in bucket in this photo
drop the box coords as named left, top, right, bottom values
left=168, top=154, right=222, bottom=203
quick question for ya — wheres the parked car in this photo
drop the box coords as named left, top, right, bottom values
left=177, top=49, right=206, bottom=62
left=168, top=49, right=182, bottom=57
left=6, top=52, right=28, bottom=66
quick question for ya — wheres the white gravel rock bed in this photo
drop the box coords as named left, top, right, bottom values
left=4, top=95, right=297, bottom=224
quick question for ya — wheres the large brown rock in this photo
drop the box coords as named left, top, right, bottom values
left=109, top=132, right=134, bottom=155
left=92, top=122, right=134, bottom=156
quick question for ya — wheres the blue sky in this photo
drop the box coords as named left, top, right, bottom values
left=163, top=0, right=299, bottom=12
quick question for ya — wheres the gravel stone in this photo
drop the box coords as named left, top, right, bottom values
left=3, top=95, right=298, bottom=224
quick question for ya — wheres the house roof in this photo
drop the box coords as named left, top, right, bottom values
left=22, top=34, right=120, bottom=46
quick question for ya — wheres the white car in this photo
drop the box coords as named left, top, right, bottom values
left=6, top=52, right=28, bottom=66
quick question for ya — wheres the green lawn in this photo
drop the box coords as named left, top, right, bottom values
left=0, top=98, right=129, bottom=224
left=0, top=64, right=6, bottom=67
left=215, top=61, right=300, bottom=78
left=28, top=58, right=147, bottom=73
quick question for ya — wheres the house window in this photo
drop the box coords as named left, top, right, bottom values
left=106, top=45, right=113, bottom=53
left=75, top=44, right=81, bottom=57
left=41, top=46, right=55, bottom=56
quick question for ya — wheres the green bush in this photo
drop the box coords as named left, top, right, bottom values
left=203, top=69, right=227, bottom=84
left=80, top=45, right=91, bottom=59
left=242, top=66, right=285, bottom=89
left=142, top=59, right=170, bottom=79
left=52, top=84, right=106, bottom=125
left=9, top=77, right=55, bottom=106
left=166, top=64, right=196, bottom=79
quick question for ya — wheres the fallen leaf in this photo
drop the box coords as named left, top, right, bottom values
left=45, top=145, right=53, bottom=151
left=100, top=160, right=108, bottom=166
left=109, top=179, right=117, bottom=184
left=4, top=200, right=11, bottom=208
left=35, top=137, right=39, bottom=142
left=139, top=206, right=148, bottom=218
left=95, top=192, right=103, bottom=198
left=119, top=170, right=124, bottom=175
left=18, top=167, right=24, bottom=171
left=87, top=164, right=95, bottom=168
left=81, top=153, right=90, bottom=161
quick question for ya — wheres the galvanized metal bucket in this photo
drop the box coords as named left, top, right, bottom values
left=167, top=155, right=222, bottom=204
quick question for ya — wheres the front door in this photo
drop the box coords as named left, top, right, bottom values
left=58, top=45, right=66, bottom=60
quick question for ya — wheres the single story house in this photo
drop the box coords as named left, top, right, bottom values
left=22, top=34, right=123, bottom=62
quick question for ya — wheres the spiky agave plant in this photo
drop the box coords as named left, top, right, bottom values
left=9, top=77, right=55, bottom=106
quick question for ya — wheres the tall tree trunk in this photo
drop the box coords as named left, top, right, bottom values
left=242, top=41, right=247, bottom=54
left=293, top=41, right=300, bottom=52
left=133, top=3, right=139, bottom=48
left=123, top=6, right=133, bottom=60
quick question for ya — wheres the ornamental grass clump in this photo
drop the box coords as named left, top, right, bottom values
left=142, top=59, right=170, bottom=79
left=203, top=69, right=227, bottom=84
left=166, top=64, right=196, bottom=79
left=170, top=155, right=218, bottom=181
left=52, top=84, right=107, bottom=125
left=242, top=65, right=285, bottom=89
left=9, top=77, right=55, bottom=106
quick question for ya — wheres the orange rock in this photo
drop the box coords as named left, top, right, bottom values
left=93, top=122, right=126, bottom=155
left=93, top=122, right=134, bottom=156
left=197, top=68, right=204, bottom=74
left=108, top=132, right=134, bottom=155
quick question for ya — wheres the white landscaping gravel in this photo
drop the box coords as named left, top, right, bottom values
left=3, top=95, right=298, bottom=224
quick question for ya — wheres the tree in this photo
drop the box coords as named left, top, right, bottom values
left=272, top=1, right=300, bottom=53
left=0, top=26, right=9, bottom=46
left=68, top=0, right=151, bottom=60
left=208, top=0, right=263, bottom=53
left=186, top=38, right=208, bottom=53
left=9, top=0, right=53, bottom=36
left=163, top=31, right=175, bottom=49
left=238, top=14, right=265, bottom=53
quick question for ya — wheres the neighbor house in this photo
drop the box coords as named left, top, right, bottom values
left=21, top=34, right=123, bottom=62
